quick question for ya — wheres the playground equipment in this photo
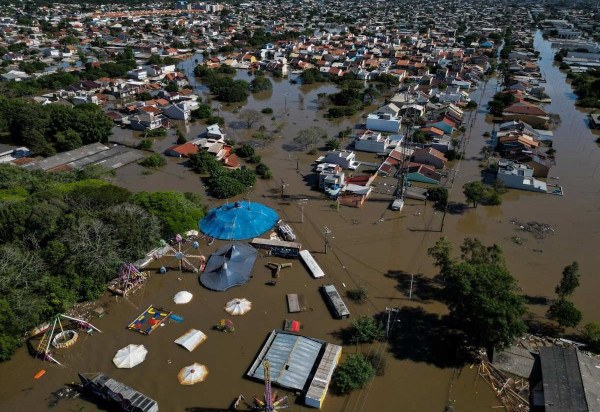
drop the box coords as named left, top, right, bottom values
left=127, top=305, right=172, bottom=335
left=266, top=262, right=292, bottom=278
left=152, top=234, right=206, bottom=273
left=107, top=263, right=149, bottom=296
left=29, top=314, right=101, bottom=365
left=253, top=360, right=288, bottom=411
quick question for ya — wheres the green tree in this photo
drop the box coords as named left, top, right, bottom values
left=427, top=237, right=453, bottom=277
left=582, top=322, right=600, bottom=350
left=346, top=286, right=368, bottom=303
left=555, top=261, right=580, bottom=298
left=444, top=261, right=526, bottom=349
left=235, top=144, right=255, bottom=158
left=294, top=126, right=327, bottom=150
left=192, top=104, right=212, bottom=120
left=460, top=237, right=504, bottom=266
left=230, top=166, right=256, bottom=187
left=255, top=162, right=270, bottom=177
left=189, top=150, right=220, bottom=175
left=239, top=109, right=261, bottom=128
left=299, top=68, right=326, bottom=84
left=207, top=169, right=246, bottom=199
left=54, top=129, right=82, bottom=151
left=132, top=191, right=206, bottom=236
left=250, top=76, right=272, bottom=92
left=349, top=315, right=384, bottom=344
left=426, top=187, right=448, bottom=206
left=431, top=238, right=526, bottom=350
left=547, top=299, right=582, bottom=328
left=463, top=181, right=487, bottom=207
left=376, top=73, right=400, bottom=87
left=331, top=354, right=375, bottom=394
left=176, top=129, right=187, bottom=144
left=325, top=138, right=341, bottom=151
left=140, top=154, right=167, bottom=168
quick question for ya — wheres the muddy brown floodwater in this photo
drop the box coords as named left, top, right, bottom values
left=1, top=32, right=599, bottom=412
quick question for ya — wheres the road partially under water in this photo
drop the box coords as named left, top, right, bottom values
left=0, top=32, right=598, bottom=412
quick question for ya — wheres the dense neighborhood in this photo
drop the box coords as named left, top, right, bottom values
left=0, top=1, right=600, bottom=412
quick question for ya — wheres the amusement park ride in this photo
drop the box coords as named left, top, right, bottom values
left=107, top=263, right=148, bottom=296
left=253, top=360, right=289, bottom=411
left=154, top=233, right=206, bottom=273
left=28, top=314, right=101, bottom=365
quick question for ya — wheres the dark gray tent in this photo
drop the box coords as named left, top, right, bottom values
left=199, top=243, right=258, bottom=291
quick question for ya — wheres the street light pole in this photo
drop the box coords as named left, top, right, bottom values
left=298, top=198, right=308, bottom=223
left=323, top=226, right=331, bottom=254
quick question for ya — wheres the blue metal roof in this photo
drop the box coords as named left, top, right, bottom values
left=199, top=201, right=279, bottom=240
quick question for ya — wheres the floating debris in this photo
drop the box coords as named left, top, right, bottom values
left=509, top=220, right=555, bottom=239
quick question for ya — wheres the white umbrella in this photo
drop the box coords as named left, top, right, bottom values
left=174, top=291, right=193, bottom=304
left=112, top=344, right=148, bottom=369
left=178, top=363, right=208, bottom=385
left=224, top=298, right=252, bottom=316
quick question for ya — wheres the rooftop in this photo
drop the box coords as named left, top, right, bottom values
left=247, top=330, right=325, bottom=391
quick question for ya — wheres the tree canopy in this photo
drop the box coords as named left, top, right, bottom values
left=193, top=65, right=249, bottom=103
left=0, top=165, right=207, bottom=361
left=428, top=237, right=526, bottom=350
left=0, top=97, right=113, bottom=156
left=331, top=354, right=375, bottom=395
left=250, top=76, right=273, bottom=93
left=294, top=126, right=327, bottom=150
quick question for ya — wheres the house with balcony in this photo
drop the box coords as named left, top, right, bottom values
left=354, top=130, right=391, bottom=153
left=129, top=112, right=162, bottom=131
left=317, top=150, right=360, bottom=170
left=496, top=159, right=547, bottom=193
left=366, top=103, right=403, bottom=133
left=163, top=101, right=191, bottom=121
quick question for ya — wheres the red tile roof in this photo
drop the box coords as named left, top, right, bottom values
left=223, top=153, right=240, bottom=169
left=167, top=143, right=198, bottom=157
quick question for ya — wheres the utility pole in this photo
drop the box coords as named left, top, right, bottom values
left=298, top=198, right=308, bottom=223
left=322, top=226, right=331, bottom=254
left=385, top=307, right=399, bottom=338
left=409, top=273, right=414, bottom=300
left=280, top=179, right=288, bottom=198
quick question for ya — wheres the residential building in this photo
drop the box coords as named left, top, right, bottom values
left=318, top=150, right=359, bottom=170
left=163, top=101, right=192, bottom=121
left=496, top=159, right=547, bottom=193
left=412, top=147, right=447, bottom=169
left=129, top=112, right=162, bottom=131
left=366, top=103, right=403, bottom=133
left=354, top=130, right=391, bottom=153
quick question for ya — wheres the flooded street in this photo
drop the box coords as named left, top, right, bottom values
left=1, top=32, right=599, bottom=412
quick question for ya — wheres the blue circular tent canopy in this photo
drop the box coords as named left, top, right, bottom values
left=199, top=201, right=278, bottom=240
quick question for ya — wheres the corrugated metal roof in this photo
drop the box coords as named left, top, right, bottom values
left=248, top=331, right=324, bottom=391
left=577, top=350, right=600, bottom=412
left=28, top=142, right=109, bottom=171
left=493, top=345, right=536, bottom=379
left=540, top=346, right=588, bottom=412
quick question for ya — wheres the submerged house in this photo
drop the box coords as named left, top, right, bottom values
left=496, top=159, right=547, bottom=193
left=366, top=103, right=403, bottom=133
